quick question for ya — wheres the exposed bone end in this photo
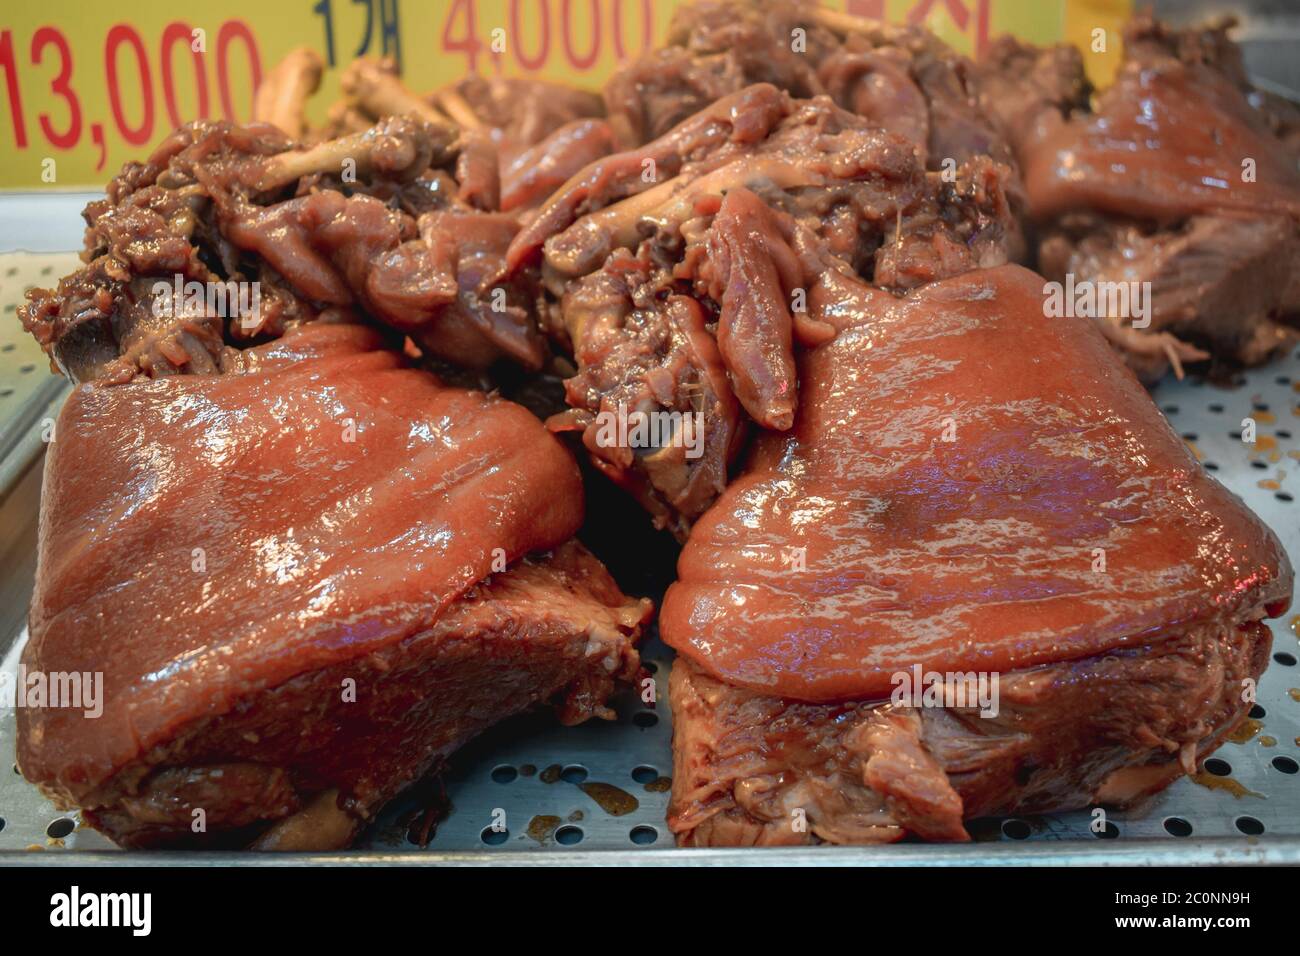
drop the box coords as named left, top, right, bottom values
left=326, top=99, right=375, bottom=137
left=253, top=47, right=325, bottom=140
left=432, top=85, right=485, bottom=130
left=342, top=57, right=449, bottom=128
left=809, top=6, right=890, bottom=39
left=251, top=115, right=454, bottom=192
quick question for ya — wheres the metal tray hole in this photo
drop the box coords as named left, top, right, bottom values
left=554, top=825, right=583, bottom=846
left=631, top=765, right=659, bottom=784
left=1163, top=817, right=1193, bottom=837
left=0, top=817, right=6, bottom=834
left=560, top=764, right=587, bottom=784
left=632, top=711, right=658, bottom=728
left=1250, top=704, right=1267, bottom=719
left=642, top=661, right=659, bottom=674
left=1235, top=816, right=1265, bottom=836
left=1276, top=492, right=1294, bottom=503
left=480, top=827, right=509, bottom=846
left=1208, top=402, right=1225, bottom=413
left=1249, top=460, right=1268, bottom=470
left=630, top=825, right=658, bottom=845
left=490, top=765, right=517, bottom=784
left=1000, top=819, right=1031, bottom=840
left=1204, top=757, right=1233, bottom=777
left=1204, top=462, right=1219, bottom=472
left=1274, top=652, right=1297, bottom=666
left=46, top=818, right=74, bottom=839
left=1094, top=821, right=1120, bottom=839
left=1272, top=756, right=1298, bottom=775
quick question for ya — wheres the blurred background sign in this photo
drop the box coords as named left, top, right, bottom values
left=0, top=0, right=1132, bottom=190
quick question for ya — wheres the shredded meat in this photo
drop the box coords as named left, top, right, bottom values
left=508, top=82, right=1017, bottom=534
left=19, top=113, right=553, bottom=381
left=671, top=621, right=1272, bottom=845
left=603, top=0, right=834, bottom=148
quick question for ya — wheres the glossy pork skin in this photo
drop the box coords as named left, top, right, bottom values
left=20, top=324, right=584, bottom=803
left=1023, top=57, right=1300, bottom=222
left=661, top=264, right=1292, bottom=702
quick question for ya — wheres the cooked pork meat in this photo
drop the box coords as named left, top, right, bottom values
left=815, top=12, right=1018, bottom=179
left=977, top=15, right=1300, bottom=381
left=605, top=0, right=1018, bottom=181
left=499, top=119, right=619, bottom=212
left=973, top=33, right=1091, bottom=159
left=603, top=0, right=834, bottom=148
left=435, top=74, right=606, bottom=160
left=14, top=1, right=1298, bottom=856
left=671, top=620, right=1270, bottom=845
left=509, top=82, right=1018, bottom=535
left=17, top=322, right=649, bottom=849
left=328, top=59, right=615, bottom=212
left=1037, top=213, right=1297, bottom=381
left=19, top=113, right=551, bottom=381
left=661, top=264, right=1292, bottom=844
left=1022, top=20, right=1300, bottom=223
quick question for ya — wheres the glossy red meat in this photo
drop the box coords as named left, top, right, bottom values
left=661, top=264, right=1292, bottom=702
left=20, top=324, right=585, bottom=797
left=1023, top=59, right=1300, bottom=222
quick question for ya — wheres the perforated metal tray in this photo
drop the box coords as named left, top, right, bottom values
left=0, top=247, right=1297, bottom=865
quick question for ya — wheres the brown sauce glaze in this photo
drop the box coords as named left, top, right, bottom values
left=661, top=264, right=1292, bottom=702
left=1024, top=61, right=1300, bottom=223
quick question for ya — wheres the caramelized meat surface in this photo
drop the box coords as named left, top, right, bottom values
left=18, top=324, right=649, bottom=848
left=661, top=265, right=1291, bottom=701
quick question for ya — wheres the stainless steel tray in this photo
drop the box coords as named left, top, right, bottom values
left=0, top=248, right=1297, bottom=864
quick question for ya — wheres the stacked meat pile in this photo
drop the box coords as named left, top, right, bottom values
left=506, top=0, right=1025, bottom=534
left=15, top=0, right=1296, bottom=849
left=976, top=14, right=1300, bottom=381
left=579, top=1, right=1289, bottom=844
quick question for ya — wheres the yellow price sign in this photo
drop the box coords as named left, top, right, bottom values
left=0, top=0, right=1127, bottom=190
